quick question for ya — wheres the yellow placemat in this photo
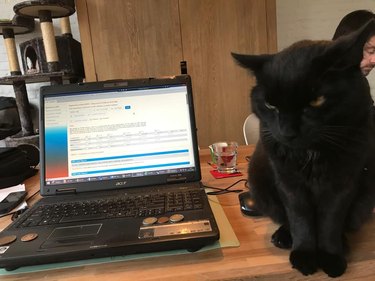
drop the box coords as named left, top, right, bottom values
left=0, top=195, right=239, bottom=275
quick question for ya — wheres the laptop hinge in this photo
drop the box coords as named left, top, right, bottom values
left=166, top=176, right=187, bottom=183
left=56, top=188, right=77, bottom=194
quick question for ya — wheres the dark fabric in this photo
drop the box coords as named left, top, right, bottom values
left=0, top=97, right=21, bottom=140
left=0, top=147, right=38, bottom=189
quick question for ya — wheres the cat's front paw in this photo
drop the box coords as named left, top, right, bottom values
left=271, top=225, right=292, bottom=249
left=289, top=250, right=317, bottom=276
left=318, top=251, right=347, bottom=278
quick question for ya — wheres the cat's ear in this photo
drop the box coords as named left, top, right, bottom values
left=231, top=52, right=273, bottom=75
left=314, top=19, right=375, bottom=71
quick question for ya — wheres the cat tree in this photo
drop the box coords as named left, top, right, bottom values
left=13, top=0, right=76, bottom=85
left=0, top=0, right=84, bottom=148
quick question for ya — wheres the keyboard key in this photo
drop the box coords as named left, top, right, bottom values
left=60, top=213, right=106, bottom=223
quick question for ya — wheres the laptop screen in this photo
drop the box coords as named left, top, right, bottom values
left=39, top=76, right=201, bottom=195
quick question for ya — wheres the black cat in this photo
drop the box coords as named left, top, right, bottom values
left=232, top=20, right=375, bottom=278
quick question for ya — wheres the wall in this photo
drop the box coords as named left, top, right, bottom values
left=276, top=0, right=375, bottom=100
left=0, top=0, right=81, bottom=131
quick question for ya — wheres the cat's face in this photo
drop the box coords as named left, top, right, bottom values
left=233, top=20, right=375, bottom=150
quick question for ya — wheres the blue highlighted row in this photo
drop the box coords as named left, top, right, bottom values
left=71, top=149, right=189, bottom=163
left=71, top=161, right=190, bottom=176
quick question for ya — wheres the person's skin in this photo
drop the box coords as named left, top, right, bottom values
left=360, top=34, right=375, bottom=76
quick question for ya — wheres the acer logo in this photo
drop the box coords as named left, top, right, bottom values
left=115, top=181, right=127, bottom=186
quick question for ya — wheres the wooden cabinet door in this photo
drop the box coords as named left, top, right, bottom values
left=77, top=0, right=183, bottom=81
left=76, top=0, right=276, bottom=146
left=179, top=0, right=276, bottom=146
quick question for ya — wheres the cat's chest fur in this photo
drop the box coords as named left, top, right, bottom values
left=266, top=140, right=368, bottom=195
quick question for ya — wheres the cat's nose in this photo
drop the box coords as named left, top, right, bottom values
left=275, top=125, right=298, bottom=143
left=278, top=118, right=299, bottom=141
left=281, top=132, right=298, bottom=142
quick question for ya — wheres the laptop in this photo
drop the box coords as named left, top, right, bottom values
left=0, top=75, right=219, bottom=270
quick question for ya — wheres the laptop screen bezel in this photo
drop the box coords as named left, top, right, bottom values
left=39, top=75, right=201, bottom=196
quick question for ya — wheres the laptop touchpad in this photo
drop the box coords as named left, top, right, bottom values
left=41, top=224, right=102, bottom=249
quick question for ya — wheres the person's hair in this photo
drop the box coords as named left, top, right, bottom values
left=332, top=10, right=375, bottom=40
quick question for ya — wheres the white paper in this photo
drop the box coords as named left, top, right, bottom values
left=0, top=184, right=26, bottom=202
left=0, top=184, right=27, bottom=217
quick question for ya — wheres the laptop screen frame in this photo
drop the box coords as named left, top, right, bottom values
left=39, top=75, right=201, bottom=196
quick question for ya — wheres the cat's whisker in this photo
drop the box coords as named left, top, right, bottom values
left=319, top=128, right=367, bottom=145
left=260, top=129, right=274, bottom=144
left=320, top=125, right=366, bottom=134
left=301, top=151, right=314, bottom=172
left=319, top=134, right=348, bottom=151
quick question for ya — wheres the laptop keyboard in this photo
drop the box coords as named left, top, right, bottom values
left=15, top=190, right=204, bottom=228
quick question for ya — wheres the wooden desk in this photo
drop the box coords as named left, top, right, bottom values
left=1, top=145, right=374, bottom=281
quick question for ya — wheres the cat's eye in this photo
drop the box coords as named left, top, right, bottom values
left=265, top=102, right=277, bottom=111
left=310, top=96, right=326, bottom=107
